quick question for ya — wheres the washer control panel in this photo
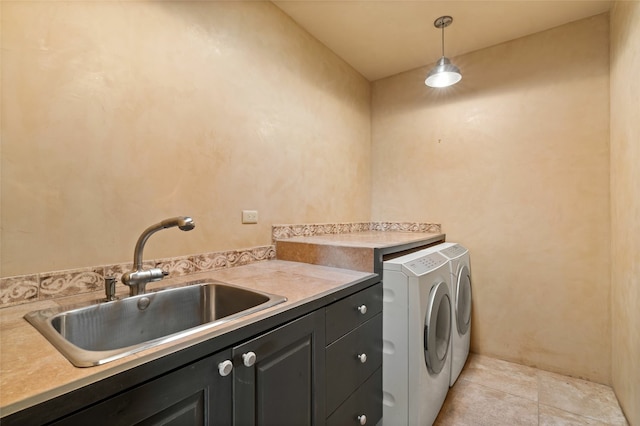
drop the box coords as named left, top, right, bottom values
left=440, top=244, right=467, bottom=259
left=403, top=252, right=447, bottom=275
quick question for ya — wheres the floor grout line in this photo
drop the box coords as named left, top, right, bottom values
left=458, top=371, right=539, bottom=403
left=457, top=377, right=537, bottom=403
left=538, top=372, right=541, bottom=426
left=538, top=402, right=629, bottom=426
left=537, top=373, right=540, bottom=425
left=441, top=354, right=629, bottom=426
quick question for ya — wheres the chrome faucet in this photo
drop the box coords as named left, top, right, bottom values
left=121, top=216, right=195, bottom=296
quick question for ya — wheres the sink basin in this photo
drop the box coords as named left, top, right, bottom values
left=24, top=280, right=287, bottom=367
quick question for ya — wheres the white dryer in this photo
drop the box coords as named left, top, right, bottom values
left=382, top=250, right=452, bottom=426
left=437, top=243, right=472, bottom=386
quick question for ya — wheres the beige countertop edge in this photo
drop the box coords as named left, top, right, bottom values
left=275, top=231, right=445, bottom=248
left=0, top=260, right=377, bottom=417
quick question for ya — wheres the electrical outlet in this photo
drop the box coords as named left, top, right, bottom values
left=242, top=210, right=258, bottom=224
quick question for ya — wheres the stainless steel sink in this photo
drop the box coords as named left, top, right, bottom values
left=24, top=280, right=287, bottom=367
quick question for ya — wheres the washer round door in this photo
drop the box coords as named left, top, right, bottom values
left=423, top=281, right=451, bottom=374
left=456, top=264, right=472, bottom=335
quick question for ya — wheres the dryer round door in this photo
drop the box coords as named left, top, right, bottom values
left=456, top=264, right=472, bottom=335
left=423, top=281, right=451, bottom=374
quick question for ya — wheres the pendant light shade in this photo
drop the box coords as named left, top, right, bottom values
left=425, top=16, right=461, bottom=88
left=425, top=57, right=462, bottom=88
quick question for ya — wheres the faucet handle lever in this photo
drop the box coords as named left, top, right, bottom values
left=147, top=267, right=166, bottom=282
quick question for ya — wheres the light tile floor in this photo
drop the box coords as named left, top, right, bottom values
left=434, top=354, right=629, bottom=426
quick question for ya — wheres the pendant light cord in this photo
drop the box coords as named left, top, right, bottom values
left=441, top=23, right=445, bottom=57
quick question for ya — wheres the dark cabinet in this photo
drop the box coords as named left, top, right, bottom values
left=52, top=349, right=233, bottom=426
left=9, top=281, right=382, bottom=426
left=233, top=310, right=325, bottom=426
left=325, top=283, right=382, bottom=425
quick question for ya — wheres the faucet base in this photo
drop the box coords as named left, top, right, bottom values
left=122, top=268, right=167, bottom=296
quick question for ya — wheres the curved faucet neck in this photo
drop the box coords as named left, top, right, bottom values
left=133, top=222, right=165, bottom=270
left=131, top=216, right=194, bottom=270
left=123, top=216, right=195, bottom=297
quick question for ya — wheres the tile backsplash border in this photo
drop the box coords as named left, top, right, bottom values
left=0, top=245, right=276, bottom=308
left=2, top=221, right=441, bottom=308
left=272, top=221, right=442, bottom=241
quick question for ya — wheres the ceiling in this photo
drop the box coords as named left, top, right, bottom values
left=272, top=0, right=612, bottom=81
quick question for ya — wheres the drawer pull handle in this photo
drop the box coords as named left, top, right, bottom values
left=357, top=414, right=367, bottom=425
left=242, top=351, right=257, bottom=367
left=218, top=360, right=233, bottom=377
left=357, top=304, right=367, bottom=315
left=357, top=353, right=367, bottom=363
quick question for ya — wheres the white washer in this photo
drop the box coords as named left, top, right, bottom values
left=436, top=243, right=472, bottom=386
left=382, top=250, right=452, bottom=426
left=399, top=242, right=472, bottom=387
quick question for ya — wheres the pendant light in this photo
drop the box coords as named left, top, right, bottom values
left=425, top=16, right=462, bottom=88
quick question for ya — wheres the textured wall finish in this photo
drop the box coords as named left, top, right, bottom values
left=1, top=1, right=371, bottom=277
left=371, top=15, right=611, bottom=383
left=610, top=2, right=640, bottom=424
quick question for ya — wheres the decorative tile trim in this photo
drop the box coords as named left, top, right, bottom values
left=0, top=275, right=39, bottom=307
left=190, top=245, right=276, bottom=273
left=103, top=262, right=134, bottom=279
left=272, top=221, right=442, bottom=242
left=191, top=252, right=232, bottom=272
left=271, top=222, right=371, bottom=240
left=157, top=256, right=196, bottom=277
left=370, top=221, right=442, bottom=233
left=0, top=245, right=276, bottom=308
left=39, top=268, right=104, bottom=300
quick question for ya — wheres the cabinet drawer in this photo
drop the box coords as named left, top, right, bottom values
left=326, top=313, right=382, bottom=416
left=326, top=283, right=382, bottom=344
left=326, top=368, right=382, bottom=426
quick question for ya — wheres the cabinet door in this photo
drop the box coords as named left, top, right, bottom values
left=52, top=350, right=233, bottom=426
left=233, top=311, right=325, bottom=426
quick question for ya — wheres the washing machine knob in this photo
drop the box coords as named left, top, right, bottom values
left=357, top=305, right=367, bottom=315
left=242, top=351, right=257, bottom=367
left=357, top=353, right=367, bottom=363
left=218, top=360, right=233, bottom=377
left=357, top=414, right=367, bottom=425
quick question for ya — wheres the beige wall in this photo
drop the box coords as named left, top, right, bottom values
left=2, top=1, right=632, bottom=404
left=371, top=15, right=611, bottom=383
left=610, top=2, right=640, bottom=423
left=0, top=1, right=371, bottom=277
